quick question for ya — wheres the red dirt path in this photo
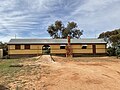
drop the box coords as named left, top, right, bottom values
left=1, top=55, right=120, bottom=90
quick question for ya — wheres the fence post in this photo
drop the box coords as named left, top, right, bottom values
left=0, top=49, right=3, bottom=59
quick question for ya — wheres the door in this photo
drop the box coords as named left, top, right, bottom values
left=93, top=45, right=96, bottom=55
left=42, top=45, right=50, bottom=54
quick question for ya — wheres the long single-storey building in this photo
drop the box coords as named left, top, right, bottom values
left=8, top=38, right=107, bottom=58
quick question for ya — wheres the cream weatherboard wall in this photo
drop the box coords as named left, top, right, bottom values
left=8, top=45, right=43, bottom=55
left=8, top=45, right=66, bottom=55
left=50, top=45, right=66, bottom=54
left=72, top=45, right=93, bottom=54
left=96, top=44, right=106, bottom=53
left=8, top=44, right=106, bottom=56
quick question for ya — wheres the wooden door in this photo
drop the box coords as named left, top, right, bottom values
left=93, top=45, right=96, bottom=55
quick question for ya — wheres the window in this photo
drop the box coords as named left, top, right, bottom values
left=60, top=45, right=66, bottom=49
left=25, top=45, right=30, bottom=49
left=15, top=45, right=21, bottom=49
left=82, top=45, right=87, bottom=49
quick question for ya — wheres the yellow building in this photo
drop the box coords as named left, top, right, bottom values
left=8, top=38, right=107, bottom=58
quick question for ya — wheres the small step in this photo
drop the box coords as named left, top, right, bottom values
left=38, top=55, right=55, bottom=63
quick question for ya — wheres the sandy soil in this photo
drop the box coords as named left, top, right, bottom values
left=1, top=55, right=120, bottom=90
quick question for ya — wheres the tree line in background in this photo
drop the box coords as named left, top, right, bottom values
left=47, top=20, right=83, bottom=39
left=98, top=28, right=120, bottom=56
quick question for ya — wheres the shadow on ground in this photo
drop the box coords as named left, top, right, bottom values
left=0, top=85, right=9, bottom=90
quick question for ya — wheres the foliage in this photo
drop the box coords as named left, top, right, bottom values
left=116, top=45, right=120, bottom=58
left=98, top=28, right=120, bottom=44
left=98, top=29, right=120, bottom=57
left=107, top=47, right=116, bottom=56
left=0, top=42, right=8, bottom=56
left=47, top=20, right=83, bottom=39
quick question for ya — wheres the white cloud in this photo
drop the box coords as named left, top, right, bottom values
left=68, top=0, right=120, bottom=37
left=0, top=0, right=17, bottom=12
left=0, top=0, right=120, bottom=42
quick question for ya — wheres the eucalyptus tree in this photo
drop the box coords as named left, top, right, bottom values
left=47, top=20, right=83, bottom=39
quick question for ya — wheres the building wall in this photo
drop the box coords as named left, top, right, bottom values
left=72, top=45, right=93, bottom=54
left=8, top=45, right=43, bottom=55
left=96, top=44, right=106, bottom=53
left=8, top=44, right=106, bottom=56
left=50, top=45, right=66, bottom=54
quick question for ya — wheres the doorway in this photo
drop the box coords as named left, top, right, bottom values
left=42, top=45, right=50, bottom=54
left=93, top=45, right=96, bottom=55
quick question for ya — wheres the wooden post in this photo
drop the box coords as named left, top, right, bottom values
left=68, top=35, right=70, bottom=45
left=0, top=49, right=3, bottom=59
left=66, top=36, right=72, bottom=57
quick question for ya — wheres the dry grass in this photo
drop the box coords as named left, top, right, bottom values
left=0, top=56, right=120, bottom=90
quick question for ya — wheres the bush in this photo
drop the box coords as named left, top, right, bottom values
left=0, top=42, right=8, bottom=56
left=107, top=47, right=116, bottom=56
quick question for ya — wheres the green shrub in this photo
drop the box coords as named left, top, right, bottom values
left=107, top=47, right=116, bottom=56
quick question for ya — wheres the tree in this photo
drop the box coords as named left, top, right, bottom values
left=0, top=42, right=8, bottom=56
left=98, top=28, right=120, bottom=56
left=47, top=20, right=83, bottom=39
left=98, top=29, right=120, bottom=45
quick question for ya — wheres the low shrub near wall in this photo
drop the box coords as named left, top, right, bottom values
left=107, top=47, right=116, bottom=56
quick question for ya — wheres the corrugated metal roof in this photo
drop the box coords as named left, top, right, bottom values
left=8, top=38, right=106, bottom=44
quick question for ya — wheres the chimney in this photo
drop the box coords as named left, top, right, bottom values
left=67, top=35, right=71, bottom=45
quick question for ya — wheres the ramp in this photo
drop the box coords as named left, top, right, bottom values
left=36, top=55, right=55, bottom=63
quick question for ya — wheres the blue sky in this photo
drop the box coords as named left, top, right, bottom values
left=0, top=0, right=120, bottom=42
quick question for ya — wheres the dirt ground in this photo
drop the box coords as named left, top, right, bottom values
left=0, top=55, right=120, bottom=90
